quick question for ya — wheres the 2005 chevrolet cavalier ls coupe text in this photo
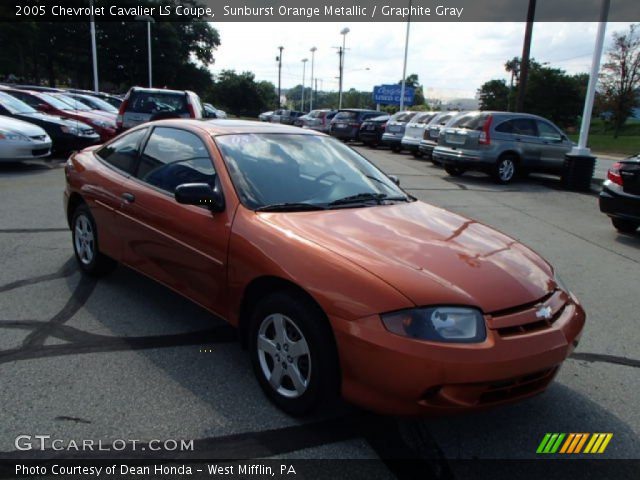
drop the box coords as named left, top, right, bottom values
left=64, top=119, right=585, bottom=416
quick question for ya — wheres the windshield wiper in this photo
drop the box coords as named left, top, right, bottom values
left=255, top=202, right=326, bottom=212
left=329, top=192, right=412, bottom=207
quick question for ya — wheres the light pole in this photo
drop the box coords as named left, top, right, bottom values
left=136, top=15, right=155, bottom=88
left=301, top=58, right=308, bottom=112
left=309, top=47, right=317, bottom=111
left=89, top=0, right=99, bottom=92
left=338, top=27, right=350, bottom=109
left=277, top=46, right=283, bottom=109
left=399, top=0, right=412, bottom=111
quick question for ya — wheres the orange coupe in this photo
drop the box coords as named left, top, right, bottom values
left=64, top=120, right=585, bottom=415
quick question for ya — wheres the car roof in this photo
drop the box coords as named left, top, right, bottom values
left=129, top=87, right=191, bottom=95
left=148, top=119, right=323, bottom=137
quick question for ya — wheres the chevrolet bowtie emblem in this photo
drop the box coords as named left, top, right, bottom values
left=536, top=306, right=553, bottom=320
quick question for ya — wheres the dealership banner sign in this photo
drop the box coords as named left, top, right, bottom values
left=372, top=85, right=415, bottom=106
left=1, top=0, right=639, bottom=22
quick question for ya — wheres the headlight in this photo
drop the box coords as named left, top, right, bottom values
left=381, top=306, right=486, bottom=343
left=0, top=130, right=27, bottom=141
left=61, top=126, right=80, bottom=135
left=91, top=120, right=113, bottom=129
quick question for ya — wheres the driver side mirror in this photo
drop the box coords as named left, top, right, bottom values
left=388, top=175, right=400, bottom=186
left=175, top=182, right=225, bottom=212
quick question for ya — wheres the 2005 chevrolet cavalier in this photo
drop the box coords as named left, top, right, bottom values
left=64, top=120, right=585, bottom=416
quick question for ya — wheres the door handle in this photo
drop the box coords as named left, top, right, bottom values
left=121, top=192, right=135, bottom=203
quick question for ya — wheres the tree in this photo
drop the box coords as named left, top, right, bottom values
left=477, top=79, right=509, bottom=111
left=599, top=24, right=640, bottom=137
left=398, top=73, right=425, bottom=106
left=0, top=0, right=220, bottom=93
left=208, top=70, right=276, bottom=117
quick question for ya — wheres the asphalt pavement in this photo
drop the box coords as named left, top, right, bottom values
left=0, top=148, right=638, bottom=478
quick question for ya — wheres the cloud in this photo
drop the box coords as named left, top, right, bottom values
left=210, top=21, right=634, bottom=100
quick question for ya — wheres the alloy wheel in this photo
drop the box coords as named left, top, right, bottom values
left=257, top=313, right=311, bottom=398
left=498, top=158, right=515, bottom=182
left=74, top=214, right=95, bottom=265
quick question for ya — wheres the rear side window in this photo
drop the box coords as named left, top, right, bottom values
left=414, top=113, right=435, bottom=124
left=496, top=118, right=538, bottom=136
left=451, top=113, right=490, bottom=130
left=136, top=127, right=215, bottom=193
left=334, top=111, right=357, bottom=120
left=96, top=128, right=147, bottom=174
left=129, top=92, right=188, bottom=115
left=391, top=112, right=417, bottom=123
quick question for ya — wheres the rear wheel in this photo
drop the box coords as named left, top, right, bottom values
left=493, top=155, right=518, bottom=184
left=611, top=218, right=639, bottom=233
left=71, top=204, right=116, bottom=276
left=412, top=150, right=423, bottom=159
left=444, top=165, right=465, bottom=177
left=249, top=291, right=339, bottom=416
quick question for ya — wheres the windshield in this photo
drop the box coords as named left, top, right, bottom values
left=216, top=133, right=409, bottom=210
left=0, top=92, right=37, bottom=114
left=38, top=93, right=79, bottom=111
left=54, top=94, right=92, bottom=111
left=78, top=95, right=118, bottom=112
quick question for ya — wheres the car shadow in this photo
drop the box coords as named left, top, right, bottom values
left=613, top=230, right=640, bottom=247
left=0, top=158, right=65, bottom=176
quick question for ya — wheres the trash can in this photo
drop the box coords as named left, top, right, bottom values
left=562, top=154, right=596, bottom=192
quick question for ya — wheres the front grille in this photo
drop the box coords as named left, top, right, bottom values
left=479, top=367, right=557, bottom=404
left=497, top=304, right=566, bottom=337
left=81, top=128, right=96, bottom=135
left=30, top=135, right=46, bottom=142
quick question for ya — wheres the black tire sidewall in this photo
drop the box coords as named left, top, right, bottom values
left=248, top=291, right=338, bottom=416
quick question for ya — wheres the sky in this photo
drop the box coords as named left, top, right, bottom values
left=209, top=21, right=634, bottom=100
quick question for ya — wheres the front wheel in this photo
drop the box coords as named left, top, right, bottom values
left=249, top=291, right=339, bottom=416
left=444, top=165, right=465, bottom=177
left=612, top=218, right=639, bottom=233
left=71, top=204, right=117, bottom=276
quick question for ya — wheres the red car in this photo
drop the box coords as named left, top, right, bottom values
left=64, top=120, right=585, bottom=416
left=4, top=89, right=116, bottom=142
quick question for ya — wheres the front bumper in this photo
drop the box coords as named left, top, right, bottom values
left=0, top=139, right=52, bottom=160
left=330, top=290, right=585, bottom=415
left=599, top=183, right=640, bottom=222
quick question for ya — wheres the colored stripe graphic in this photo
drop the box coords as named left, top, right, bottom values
left=538, top=433, right=613, bottom=454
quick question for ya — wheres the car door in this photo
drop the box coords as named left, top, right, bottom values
left=510, top=118, right=543, bottom=168
left=85, top=128, right=149, bottom=261
left=536, top=120, right=570, bottom=172
left=116, top=126, right=231, bottom=316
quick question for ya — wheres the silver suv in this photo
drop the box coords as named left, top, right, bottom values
left=418, top=111, right=463, bottom=162
left=432, top=111, right=575, bottom=184
left=116, top=87, right=204, bottom=132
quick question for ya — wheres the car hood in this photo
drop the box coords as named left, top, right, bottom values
left=258, top=201, right=555, bottom=313
left=19, top=112, right=91, bottom=128
left=0, top=116, right=48, bottom=136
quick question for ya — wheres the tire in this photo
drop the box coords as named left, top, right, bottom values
left=444, top=165, right=465, bottom=177
left=493, top=155, right=518, bottom=184
left=391, top=145, right=402, bottom=153
left=71, top=204, right=117, bottom=276
left=412, top=150, right=423, bottom=159
left=249, top=290, right=340, bottom=416
left=612, top=218, right=639, bottom=233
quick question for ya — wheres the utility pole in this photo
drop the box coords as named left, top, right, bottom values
left=516, top=0, right=536, bottom=112
left=277, top=46, right=283, bottom=109
left=399, top=0, right=412, bottom=111
left=310, top=47, right=317, bottom=111
left=301, top=58, right=308, bottom=112
left=315, top=78, right=318, bottom=108
left=338, top=27, right=350, bottom=109
left=89, top=0, right=98, bottom=92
